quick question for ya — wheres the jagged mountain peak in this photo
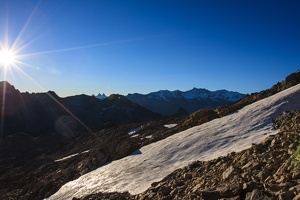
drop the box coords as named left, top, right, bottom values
left=95, top=93, right=107, bottom=100
left=46, top=91, right=60, bottom=99
left=0, top=81, right=19, bottom=94
left=187, top=87, right=208, bottom=92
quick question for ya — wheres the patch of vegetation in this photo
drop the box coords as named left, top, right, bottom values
left=292, top=141, right=300, bottom=167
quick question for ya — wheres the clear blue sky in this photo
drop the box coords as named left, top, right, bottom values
left=0, top=0, right=299, bottom=97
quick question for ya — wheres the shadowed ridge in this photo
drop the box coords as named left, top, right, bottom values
left=215, top=70, right=300, bottom=117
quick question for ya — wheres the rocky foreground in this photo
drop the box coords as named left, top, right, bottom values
left=80, top=110, right=300, bottom=200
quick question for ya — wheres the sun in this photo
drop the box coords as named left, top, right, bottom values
left=0, top=49, right=16, bottom=67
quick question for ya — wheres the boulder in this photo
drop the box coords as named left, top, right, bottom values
left=223, top=166, right=240, bottom=180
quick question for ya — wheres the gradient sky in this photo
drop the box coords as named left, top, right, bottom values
left=0, top=0, right=299, bottom=97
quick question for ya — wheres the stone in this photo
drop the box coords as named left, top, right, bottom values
left=268, top=182, right=296, bottom=193
left=216, top=187, right=234, bottom=198
left=271, top=139, right=279, bottom=147
left=261, top=153, right=272, bottom=163
left=289, top=184, right=300, bottom=193
left=257, top=170, right=271, bottom=181
left=276, top=158, right=292, bottom=176
left=241, top=171, right=252, bottom=180
left=219, top=196, right=241, bottom=200
left=115, top=140, right=136, bottom=158
left=199, top=190, right=220, bottom=200
left=192, top=183, right=202, bottom=193
left=158, top=185, right=171, bottom=196
left=288, top=149, right=294, bottom=155
left=223, top=166, right=240, bottom=180
left=170, top=188, right=178, bottom=197
left=245, top=189, right=272, bottom=200
left=242, top=182, right=260, bottom=192
left=253, top=143, right=264, bottom=151
left=292, top=171, right=300, bottom=180
left=184, top=173, right=193, bottom=179
left=188, top=161, right=201, bottom=169
left=242, top=161, right=253, bottom=170
left=268, top=184, right=284, bottom=192
left=250, top=161, right=263, bottom=171
left=294, top=194, right=300, bottom=200
left=278, top=190, right=295, bottom=200
left=95, top=151, right=108, bottom=165
left=276, top=175, right=286, bottom=183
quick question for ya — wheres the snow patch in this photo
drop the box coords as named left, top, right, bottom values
left=164, top=124, right=177, bottom=128
left=128, top=126, right=143, bottom=135
left=54, top=150, right=90, bottom=162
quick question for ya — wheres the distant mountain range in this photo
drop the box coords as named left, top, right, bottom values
left=96, top=88, right=245, bottom=115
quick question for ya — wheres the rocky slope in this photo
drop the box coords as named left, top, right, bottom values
left=78, top=110, right=300, bottom=200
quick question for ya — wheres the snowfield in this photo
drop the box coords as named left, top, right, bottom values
left=49, top=84, right=300, bottom=200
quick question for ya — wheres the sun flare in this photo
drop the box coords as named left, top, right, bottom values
left=0, top=49, right=16, bottom=67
